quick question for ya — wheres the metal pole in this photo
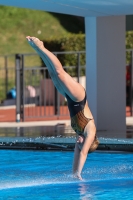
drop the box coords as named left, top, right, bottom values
left=15, top=54, right=21, bottom=122
left=21, top=54, right=25, bottom=121
left=54, top=88, right=58, bottom=115
left=54, top=53, right=59, bottom=115
left=77, top=53, right=80, bottom=83
left=5, top=56, right=8, bottom=97
left=131, top=51, right=133, bottom=116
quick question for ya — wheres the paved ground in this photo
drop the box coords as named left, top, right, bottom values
left=0, top=117, right=133, bottom=127
left=0, top=116, right=132, bottom=139
left=0, top=105, right=133, bottom=139
left=0, top=106, right=133, bottom=151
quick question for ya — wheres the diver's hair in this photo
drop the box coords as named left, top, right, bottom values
left=89, top=136, right=99, bottom=153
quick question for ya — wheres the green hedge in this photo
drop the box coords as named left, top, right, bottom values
left=41, top=34, right=86, bottom=77
left=40, top=31, right=133, bottom=77
left=126, top=31, right=133, bottom=64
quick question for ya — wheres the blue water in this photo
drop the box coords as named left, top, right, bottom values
left=0, top=150, right=133, bottom=199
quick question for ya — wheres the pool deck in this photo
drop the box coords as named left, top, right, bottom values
left=0, top=116, right=133, bottom=138
left=0, top=116, right=132, bottom=127
left=0, top=117, right=133, bottom=152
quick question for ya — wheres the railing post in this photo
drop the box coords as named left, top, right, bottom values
left=21, top=54, right=25, bottom=121
left=15, top=54, right=21, bottom=122
left=5, top=56, right=8, bottom=98
left=77, top=53, right=80, bottom=83
left=131, top=50, right=133, bottom=116
left=54, top=88, right=57, bottom=115
left=54, top=53, right=60, bottom=115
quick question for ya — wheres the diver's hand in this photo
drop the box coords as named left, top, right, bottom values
left=73, top=171, right=83, bottom=180
left=76, top=135, right=84, bottom=144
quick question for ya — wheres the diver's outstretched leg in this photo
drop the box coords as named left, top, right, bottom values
left=26, top=36, right=85, bottom=101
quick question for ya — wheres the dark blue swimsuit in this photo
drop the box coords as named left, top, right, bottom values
left=65, top=93, right=93, bottom=135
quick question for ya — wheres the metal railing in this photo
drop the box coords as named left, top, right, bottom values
left=0, top=54, right=16, bottom=103
left=126, top=49, right=133, bottom=116
left=0, top=50, right=133, bottom=122
left=15, top=51, right=86, bottom=121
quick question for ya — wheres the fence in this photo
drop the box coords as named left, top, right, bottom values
left=0, top=50, right=133, bottom=122
left=0, top=51, right=85, bottom=121
left=126, top=49, right=133, bottom=116
left=0, top=55, right=16, bottom=102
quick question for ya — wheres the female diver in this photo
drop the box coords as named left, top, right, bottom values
left=26, top=36, right=99, bottom=180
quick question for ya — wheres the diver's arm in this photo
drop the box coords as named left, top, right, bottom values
left=73, top=142, right=80, bottom=174
left=76, top=122, right=96, bottom=179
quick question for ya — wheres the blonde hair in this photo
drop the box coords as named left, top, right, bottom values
left=89, top=136, right=99, bottom=153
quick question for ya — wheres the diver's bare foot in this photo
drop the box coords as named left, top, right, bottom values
left=26, top=36, right=44, bottom=51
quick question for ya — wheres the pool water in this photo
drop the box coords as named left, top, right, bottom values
left=0, top=150, right=133, bottom=199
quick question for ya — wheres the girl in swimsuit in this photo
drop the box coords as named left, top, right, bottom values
left=26, top=36, right=99, bottom=180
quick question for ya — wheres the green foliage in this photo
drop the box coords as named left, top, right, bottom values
left=126, top=31, right=133, bottom=64
left=41, top=34, right=86, bottom=77
left=0, top=5, right=84, bottom=101
left=0, top=5, right=84, bottom=55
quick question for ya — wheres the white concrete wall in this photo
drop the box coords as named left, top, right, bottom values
left=85, top=16, right=126, bottom=137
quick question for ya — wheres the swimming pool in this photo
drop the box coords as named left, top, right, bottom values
left=0, top=150, right=133, bottom=199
